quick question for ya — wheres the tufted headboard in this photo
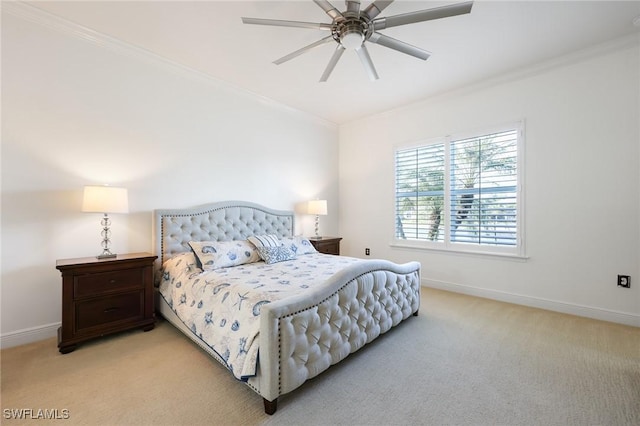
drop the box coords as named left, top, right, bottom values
left=153, top=200, right=294, bottom=273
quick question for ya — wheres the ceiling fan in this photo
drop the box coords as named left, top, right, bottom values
left=242, top=0, right=473, bottom=82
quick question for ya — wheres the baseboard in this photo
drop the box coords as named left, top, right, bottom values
left=3, top=281, right=637, bottom=350
left=0, top=322, right=60, bottom=349
left=423, top=279, right=640, bottom=327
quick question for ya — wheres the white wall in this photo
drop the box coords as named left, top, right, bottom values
left=339, top=37, right=640, bottom=326
left=1, top=8, right=339, bottom=346
left=2, top=6, right=638, bottom=351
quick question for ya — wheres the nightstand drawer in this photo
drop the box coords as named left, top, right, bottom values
left=74, top=268, right=143, bottom=297
left=76, top=291, right=143, bottom=331
left=310, top=237, right=342, bottom=255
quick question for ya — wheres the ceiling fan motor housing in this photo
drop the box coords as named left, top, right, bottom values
left=336, top=19, right=369, bottom=49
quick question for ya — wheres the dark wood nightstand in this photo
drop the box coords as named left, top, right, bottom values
left=56, top=252, right=157, bottom=354
left=309, top=237, right=342, bottom=255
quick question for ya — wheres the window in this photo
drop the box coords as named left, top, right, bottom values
left=394, top=123, right=524, bottom=257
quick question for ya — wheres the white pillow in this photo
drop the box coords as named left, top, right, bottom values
left=189, top=240, right=260, bottom=270
left=281, top=236, right=317, bottom=255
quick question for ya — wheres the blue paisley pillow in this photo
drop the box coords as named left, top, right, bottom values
left=189, top=240, right=260, bottom=270
left=248, top=234, right=297, bottom=264
left=256, top=245, right=296, bottom=264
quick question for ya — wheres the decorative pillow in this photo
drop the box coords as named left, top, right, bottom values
left=281, top=236, right=317, bottom=255
left=248, top=234, right=297, bottom=264
left=256, top=245, right=296, bottom=264
left=188, top=240, right=260, bottom=271
left=247, top=234, right=281, bottom=248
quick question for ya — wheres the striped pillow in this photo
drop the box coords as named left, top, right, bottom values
left=247, top=234, right=282, bottom=248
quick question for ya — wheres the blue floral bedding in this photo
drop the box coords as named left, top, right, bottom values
left=159, top=251, right=361, bottom=380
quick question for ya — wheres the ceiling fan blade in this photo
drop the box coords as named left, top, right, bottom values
left=320, top=45, right=346, bottom=82
left=355, top=44, right=379, bottom=81
left=346, top=0, right=361, bottom=17
left=313, top=0, right=344, bottom=21
left=274, top=36, right=335, bottom=65
left=373, top=1, right=473, bottom=30
left=242, top=17, right=332, bottom=30
left=368, top=32, right=430, bottom=60
left=362, top=0, right=394, bottom=20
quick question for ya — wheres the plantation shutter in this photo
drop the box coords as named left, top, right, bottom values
left=395, top=143, right=445, bottom=241
left=449, top=129, right=518, bottom=246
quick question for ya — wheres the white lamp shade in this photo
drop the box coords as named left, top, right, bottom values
left=308, top=199, right=328, bottom=216
left=82, top=185, right=129, bottom=214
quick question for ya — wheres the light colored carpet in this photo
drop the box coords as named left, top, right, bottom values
left=1, top=288, right=639, bottom=425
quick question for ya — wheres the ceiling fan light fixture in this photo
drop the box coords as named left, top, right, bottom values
left=341, top=31, right=364, bottom=49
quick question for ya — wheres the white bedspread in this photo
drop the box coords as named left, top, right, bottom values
left=159, top=252, right=361, bottom=380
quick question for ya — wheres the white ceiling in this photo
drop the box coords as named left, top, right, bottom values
left=31, top=0, right=640, bottom=124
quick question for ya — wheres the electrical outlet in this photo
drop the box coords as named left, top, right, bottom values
left=617, top=275, right=631, bottom=288
left=365, top=248, right=370, bottom=256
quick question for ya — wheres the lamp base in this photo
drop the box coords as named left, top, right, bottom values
left=96, top=213, right=117, bottom=259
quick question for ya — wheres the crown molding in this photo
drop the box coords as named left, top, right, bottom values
left=355, top=31, right=640, bottom=125
left=2, top=1, right=337, bottom=129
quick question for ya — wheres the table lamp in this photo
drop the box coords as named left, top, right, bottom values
left=82, top=185, right=129, bottom=258
left=307, top=199, right=327, bottom=239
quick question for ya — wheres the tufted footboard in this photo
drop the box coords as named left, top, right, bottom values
left=250, top=259, right=421, bottom=414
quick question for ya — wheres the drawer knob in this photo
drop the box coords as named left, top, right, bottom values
left=109, top=279, right=117, bottom=284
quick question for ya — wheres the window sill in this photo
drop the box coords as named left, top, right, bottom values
left=389, top=242, right=529, bottom=261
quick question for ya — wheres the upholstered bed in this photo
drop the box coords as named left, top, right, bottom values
left=153, top=200, right=421, bottom=414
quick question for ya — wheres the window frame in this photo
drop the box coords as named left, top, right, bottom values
left=392, top=121, right=526, bottom=259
